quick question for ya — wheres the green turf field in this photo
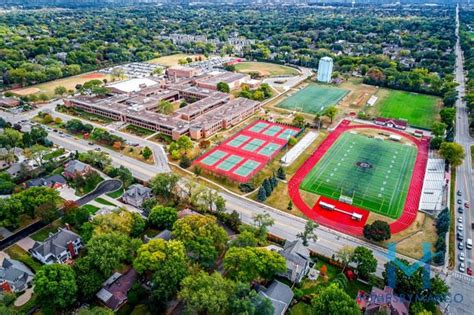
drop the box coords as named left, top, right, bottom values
left=277, top=83, right=349, bottom=114
left=376, top=90, right=439, bottom=129
left=300, top=132, right=417, bottom=219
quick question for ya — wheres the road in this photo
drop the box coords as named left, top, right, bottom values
left=446, top=6, right=474, bottom=314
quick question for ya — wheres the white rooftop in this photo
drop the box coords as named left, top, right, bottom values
left=419, top=159, right=446, bottom=213
left=108, top=78, right=158, bottom=93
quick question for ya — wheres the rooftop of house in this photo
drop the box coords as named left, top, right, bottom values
left=280, top=239, right=310, bottom=266
left=64, top=160, right=89, bottom=174
left=30, top=228, right=81, bottom=263
left=26, top=174, right=66, bottom=188
left=358, top=286, right=410, bottom=315
left=123, top=184, right=152, bottom=198
left=96, top=268, right=138, bottom=311
left=0, top=258, right=33, bottom=292
left=374, top=117, right=408, bottom=127
left=258, top=280, right=294, bottom=315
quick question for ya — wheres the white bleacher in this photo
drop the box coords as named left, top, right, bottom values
left=281, top=132, right=318, bottom=166
left=419, top=158, right=447, bottom=214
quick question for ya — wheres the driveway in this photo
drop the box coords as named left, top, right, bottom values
left=16, top=237, right=35, bottom=251
left=76, top=179, right=122, bottom=206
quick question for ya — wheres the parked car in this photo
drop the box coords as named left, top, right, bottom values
left=457, top=232, right=464, bottom=241
left=458, top=207, right=464, bottom=214
left=459, top=252, right=465, bottom=261
left=458, top=217, right=463, bottom=223
left=459, top=262, right=466, bottom=273
left=467, top=267, right=472, bottom=276
left=465, top=202, right=470, bottom=208
left=459, top=242, right=464, bottom=250
left=457, top=190, right=462, bottom=196
left=88, top=142, right=94, bottom=145
left=95, top=147, right=101, bottom=151
left=458, top=224, right=464, bottom=232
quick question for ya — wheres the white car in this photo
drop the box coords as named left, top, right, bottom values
left=459, top=252, right=465, bottom=261
left=458, top=224, right=464, bottom=232
left=459, top=262, right=466, bottom=273
left=458, top=217, right=463, bottom=223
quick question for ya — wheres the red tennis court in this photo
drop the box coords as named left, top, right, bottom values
left=194, top=120, right=301, bottom=182
left=288, top=120, right=429, bottom=236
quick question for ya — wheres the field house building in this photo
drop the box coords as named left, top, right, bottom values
left=64, top=73, right=262, bottom=141
left=317, top=56, right=333, bottom=83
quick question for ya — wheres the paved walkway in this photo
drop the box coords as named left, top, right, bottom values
left=14, top=288, right=33, bottom=307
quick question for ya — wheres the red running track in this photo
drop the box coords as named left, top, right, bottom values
left=288, top=120, right=430, bottom=236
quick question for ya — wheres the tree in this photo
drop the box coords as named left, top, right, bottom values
left=157, top=99, right=173, bottom=114
left=439, top=142, right=465, bottom=167
left=223, top=247, right=286, bottom=282
left=91, top=208, right=143, bottom=237
left=230, top=230, right=259, bottom=248
left=439, top=108, right=456, bottom=127
left=179, top=272, right=234, bottom=314
left=86, top=232, right=139, bottom=276
left=263, top=178, right=272, bottom=197
left=179, top=155, right=191, bottom=168
left=74, top=257, right=106, bottom=300
left=229, top=283, right=274, bottom=315
left=323, top=106, right=338, bottom=123
left=34, top=264, right=77, bottom=309
left=173, top=214, right=229, bottom=269
left=292, top=115, right=305, bottom=128
left=335, top=246, right=354, bottom=272
left=148, top=205, right=178, bottom=230
left=277, top=166, right=286, bottom=180
left=77, top=307, right=114, bottom=315
left=253, top=212, right=274, bottom=240
left=257, top=185, right=267, bottom=202
left=431, top=121, right=447, bottom=137
left=25, top=144, right=49, bottom=167
left=54, top=85, right=67, bottom=96
left=297, top=220, right=319, bottom=246
left=364, top=220, right=391, bottom=241
left=150, top=173, right=179, bottom=201
left=352, top=246, right=377, bottom=278
left=217, top=81, right=230, bottom=93
left=312, top=284, right=360, bottom=315
left=177, top=135, right=193, bottom=153
left=134, top=239, right=188, bottom=302
left=430, top=136, right=443, bottom=150
left=142, top=146, right=152, bottom=160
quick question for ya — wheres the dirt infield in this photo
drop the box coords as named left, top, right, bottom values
left=288, top=119, right=429, bottom=236
left=11, top=87, right=41, bottom=96
left=81, top=73, right=106, bottom=79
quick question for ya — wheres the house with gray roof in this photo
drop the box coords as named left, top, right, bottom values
left=26, top=174, right=67, bottom=189
left=30, top=228, right=83, bottom=264
left=278, top=240, right=312, bottom=283
left=258, top=280, right=294, bottom=315
left=0, top=258, right=34, bottom=293
left=96, top=268, right=138, bottom=311
left=122, top=184, right=152, bottom=208
left=144, top=229, right=172, bottom=243
left=63, top=160, right=91, bottom=179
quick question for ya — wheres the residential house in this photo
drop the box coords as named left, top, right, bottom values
left=356, top=286, right=410, bottom=315
left=278, top=240, right=312, bottom=283
left=258, top=280, right=294, bottom=315
left=30, top=228, right=83, bottom=264
left=63, top=160, right=92, bottom=179
left=0, top=258, right=34, bottom=293
left=122, top=184, right=152, bottom=208
left=144, top=229, right=172, bottom=243
left=26, top=174, right=67, bottom=189
left=96, top=268, right=138, bottom=311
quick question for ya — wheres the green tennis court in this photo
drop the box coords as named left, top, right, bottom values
left=201, top=150, right=227, bottom=166
left=277, top=83, right=349, bottom=115
left=263, top=125, right=283, bottom=137
left=233, top=160, right=261, bottom=176
left=300, top=132, right=417, bottom=219
left=278, top=129, right=298, bottom=140
left=228, top=135, right=250, bottom=148
left=242, top=139, right=265, bottom=152
left=258, top=143, right=281, bottom=157
left=249, top=122, right=270, bottom=133
left=216, top=155, right=243, bottom=171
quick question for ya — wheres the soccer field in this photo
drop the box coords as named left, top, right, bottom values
left=376, top=90, right=440, bottom=129
left=277, top=83, right=349, bottom=114
left=300, top=132, right=417, bottom=219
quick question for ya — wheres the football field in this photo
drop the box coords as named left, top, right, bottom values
left=300, top=132, right=417, bottom=219
left=277, top=83, right=349, bottom=114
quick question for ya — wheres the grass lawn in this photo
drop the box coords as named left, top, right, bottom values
left=122, top=124, right=155, bottom=137
left=81, top=204, right=100, bottom=214
left=94, top=197, right=116, bottom=206
left=235, top=62, right=300, bottom=77
left=300, top=132, right=416, bottom=219
left=107, top=187, right=124, bottom=199
left=30, top=219, right=63, bottom=242
left=289, top=302, right=315, bottom=315
left=4, top=244, right=42, bottom=272
left=11, top=72, right=113, bottom=98
left=374, top=89, right=440, bottom=129
left=277, top=83, right=349, bottom=114
left=149, top=54, right=207, bottom=66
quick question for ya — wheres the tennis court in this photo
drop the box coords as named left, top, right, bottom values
left=300, top=132, right=417, bottom=219
left=194, top=120, right=301, bottom=182
left=277, top=83, right=349, bottom=115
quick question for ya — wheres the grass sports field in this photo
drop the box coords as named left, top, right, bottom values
left=234, top=62, right=300, bottom=77
left=375, top=89, right=439, bottom=129
left=149, top=54, right=208, bottom=66
left=300, top=132, right=417, bottom=219
left=277, top=83, right=349, bottom=114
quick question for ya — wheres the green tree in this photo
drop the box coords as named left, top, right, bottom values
left=335, top=246, right=354, bottom=272
left=431, top=121, right=447, bottom=137
left=312, top=284, right=360, bottom=315
left=253, top=212, right=274, bottom=240
left=228, top=283, right=274, bottom=315
left=277, top=166, right=286, bottom=180
left=297, top=220, right=319, bottom=246
left=351, top=246, right=377, bottom=278
left=54, top=85, right=67, bottom=96
left=76, top=307, right=114, bottom=315
left=223, top=247, right=286, bottom=282
left=150, top=173, right=180, bottom=201
left=217, top=81, right=230, bottom=93
left=439, top=108, right=456, bottom=127
left=142, top=146, right=152, bottom=160
left=179, top=272, right=234, bottom=314
left=257, top=185, right=267, bottom=202
left=74, top=257, right=106, bottom=300
left=364, top=220, right=391, bottom=241
left=439, top=142, right=465, bottom=167
left=230, top=230, right=259, bottom=248
left=157, top=100, right=173, bottom=114
left=292, top=115, right=305, bottom=128
left=34, top=264, right=77, bottom=310
left=323, top=106, right=338, bottom=123
left=148, top=205, right=178, bottom=230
